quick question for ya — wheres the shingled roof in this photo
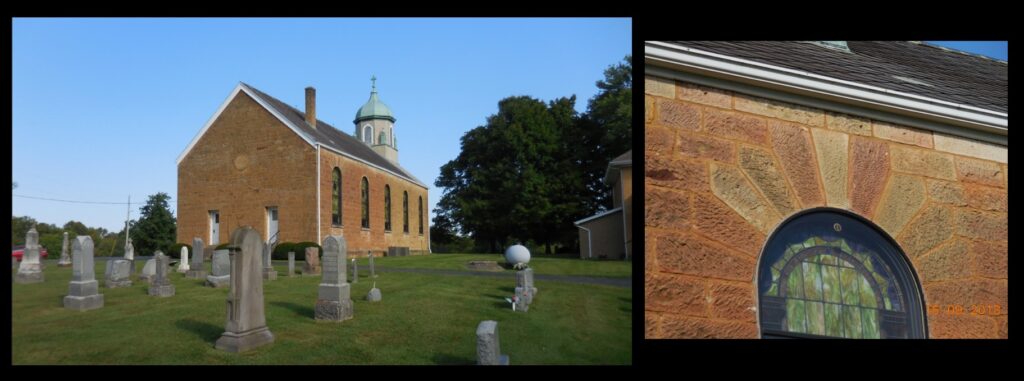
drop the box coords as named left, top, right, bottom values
left=240, top=83, right=427, bottom=188
left=668, top=41, right=1007, bottom=113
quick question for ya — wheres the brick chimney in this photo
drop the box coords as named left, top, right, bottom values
left=305, top=86, right=316, bottom=128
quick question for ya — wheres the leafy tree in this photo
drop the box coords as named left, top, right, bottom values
left=578, top=55, right=632, bottom=212
left=129, top=193, right=177, bottom=257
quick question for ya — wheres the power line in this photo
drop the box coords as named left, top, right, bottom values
left=12, top=194, right=171, bottom=205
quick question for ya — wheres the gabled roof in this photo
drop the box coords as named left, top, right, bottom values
left=574, top=207, right=623, bottom=226
left=669, top=41, right=1007, bottom=113
left=177, top=83, right=427, bottom=189
left=604, top=150, right=632, bottom=185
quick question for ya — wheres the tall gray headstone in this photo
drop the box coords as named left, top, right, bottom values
left=177, top=246, right=191, bottom=273
left=124, top=239, right=136, bottom=275
left=16, top=227, right=44, bottom=284
left=215, top=227, right=275, bottom=353
left=368, top=251, right=377, bottom=278
left=513, top=287, right=530, bottom=312
left=262, top=242, right=278, bottom=280
left=105, top=259, right=133, bottom=288
left=315, top=235, right=353, bottom=322
left=515, top=268, right=538, bottom=305
left=476, top=321, right=510, bottom=365
left=139, top=257, right=158, bottom=283
left=148, top=251, right=175, bottom=297
left=350, top=258, right=358, bottom=284
left=206, top=249, right=231, bottom=288
left=186, top=237, right=207, bottom=279
left=287, top=251, right=295, bottom=277
left=302, top=247, right=320, bottom=276
left=63, top=236, right=104, bottom=311
left=57, top=232, right=72, bottom=267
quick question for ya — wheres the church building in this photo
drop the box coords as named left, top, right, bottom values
left=176, top=78, right=429, bottom=256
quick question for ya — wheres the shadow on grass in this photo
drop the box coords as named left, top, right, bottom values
left=432, top=353, right=474, bottom=365
left=175, top=318, right=223, bottom=345
left=271, top=301, right=314, bottom=319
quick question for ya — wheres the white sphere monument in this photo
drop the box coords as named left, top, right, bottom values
left=504, top=244, right=531, bottom=269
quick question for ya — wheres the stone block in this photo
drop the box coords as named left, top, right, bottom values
left=476, top=321, right=510, bottom=365
left=659, top=315, right=758, bottom=339
left=933, top=133, right=1007, bottom=163
left=873, top=174, right=926, bottom=237
left=872, top=121, right=932, bottom=148
left=645, top=187, right=690, bottom=231
left=916, top=239, right=971, bottom=283
left=769, top=121, right=824, bottom=207
left=645, top=273, right=705, bottom=316
left=811, top=128, right=849, bottom=209
left=709, top=162, right=781, bottom=234
left=890, top=144, right=955, bottom=180
left=955, top=209, right=1007, bottom=240
left=734, top=93, right=824, bottom=126
left=656, top=231, right=755, bottom=282
left=849, top=136, right=890, bottom=217
left=955, top=156, right=1004, bottom=188
left=964, top=185, right=1007, bottom=212
left=206, top=275, right=231, bottom=288
left=677, top=132, right=736, bottom=163
left=645, top=76, right=674, bottom=98
left=826, top=112, right=872, bottom=136
left=677, top=81, right=732, bottom=108
left=691, top=192, right=765, bottom=256
left=926, top=179, right=966, bottom=206
left=970, top=240, right=1007, bottom=279
left=315, top=299, right=354, bottom=321
left=898, top=206, right=954, bottom=259
left=703, top=107, right=769, bottom=146
left=738, top=145, right=798, bottom=216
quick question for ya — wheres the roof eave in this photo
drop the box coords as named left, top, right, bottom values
left=574, top=207, right=623, bottom=226
left=645, top=41, right=1007, bottom=145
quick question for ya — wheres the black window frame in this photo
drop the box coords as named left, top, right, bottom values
left=384, top=184, right=392, bottom=232
left=360, top=177, right=370, bottom=229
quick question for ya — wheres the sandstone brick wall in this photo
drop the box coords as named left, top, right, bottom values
left=645, top=75, right=1007, bottom=339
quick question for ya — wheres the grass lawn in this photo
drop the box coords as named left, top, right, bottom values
left=12, top=258, right=631, bottom=365
left=354, top=253, right=633, bottom=278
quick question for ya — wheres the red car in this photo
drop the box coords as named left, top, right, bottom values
left=12, top=245, right=48, bottom=262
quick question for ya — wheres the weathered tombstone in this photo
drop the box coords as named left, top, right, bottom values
left=262, top=242, right=278, bottom=280
left=350, top=258, right=358, bottom=284
left=368, top=250, right=377, bottom=278
left=16, top=227, right=44, bottom=284
left=302, top=247, right=321, bottom=276
left=57, top=232, right=72, bottom=267
left=105, top=259, right=133, bottom=288
left=214, top=227, right=274, bottom=353
left=315, top=235, right=354, bottom=322
left=287, top=252, right=296, bottom=277
left=206, top=249, right=231, bottom=288
left=186, top=237, right=207, bottom=279
left=63, top=236, right=104, bottom=311
left=513, top=287, right=529, bottom=312
left=177, top=246, right=191, bottom=273
left=476, top=321, right=510, bottom=365
left=148, top=252, right=175, bottom=297
left=124, top=239, right=136, bottom=276
left=515, top=268, right=538, bottom=305
left=366, top=282, right=382, bottom=302
left=139, top=257, right=158, bottom=283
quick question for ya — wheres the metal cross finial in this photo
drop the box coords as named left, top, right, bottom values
left=371, top=75, right=376, bottom=91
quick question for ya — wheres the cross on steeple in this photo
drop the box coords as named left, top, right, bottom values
left=371, top=75, right=377, bottom=92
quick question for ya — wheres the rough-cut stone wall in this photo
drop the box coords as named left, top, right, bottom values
left=645, top=75, right=1008, bottom=339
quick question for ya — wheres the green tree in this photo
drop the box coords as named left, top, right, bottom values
left=578, top=55, right=632, bottom=212
left=130, top=193, right=177, bottom=257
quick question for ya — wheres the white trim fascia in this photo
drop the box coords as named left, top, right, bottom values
left=177, top=83, right=318, bottom=166
left=574, top=207, right=623, bottom=226
left=317, top=143, right=429, bottom=190
left=645, top=41, right=1007, bottom=137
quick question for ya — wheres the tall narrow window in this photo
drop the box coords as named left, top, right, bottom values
left=402, top=191, right=409, bottom=233
left=379, top=131, right=387, bottom=145
left=332, top=168, right=341, bottom=226
left=361, top=177, right=369, bottom=229
left=384, top=185, right=392, bottom=232
left=418, top=196, right=424, bottom=235
left=758, top=209, right=927, bottom=339
left=363, top=125, right=373, bottom=144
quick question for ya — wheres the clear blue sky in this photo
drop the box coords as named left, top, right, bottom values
left=12, top=18, right=632, bottom=233
left=927, top=41, right=1007, bottom=61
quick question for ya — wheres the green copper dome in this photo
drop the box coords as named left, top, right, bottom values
left=354, top=76, right=396, bottom=123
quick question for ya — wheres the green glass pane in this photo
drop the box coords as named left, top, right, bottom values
left=842, top=306, right=862, bottom=339
left=802, top=237, right=816, bottom=248
left=829, top=238, right=843, bottom=248
left=765, top=282, right=778, bottom=296
left=825, top=303, right=843, bottom=337
left=861, top=308, right=880, bottom=339
left=838, top=259, right=854, bottom=268
left=787, top=299, right=806, bottom=333
left=820, top=254, right=836, bottom=266
left=803, top=262, right=822, bottom=300
left=852, top=251, right=869, bottom=265
left=840, top=240, right=852, bottom=255
left=859, top=274, right=877, bottom=308
left=823, top=265, right=841, bottom=303
left=873, top=273, right=893, bottom=310
left=788, top=243, right=804, bottom=256
left=840, top=268, right=860, bottom=305
left=786, top=264, right=804, bottom=298
left=806, top=301, right=825, bottom=336
left=863, top=255, right=875, bottom=272
left=771, top=267, right=780, bottom=283
left=813, top=237, right=825, bottom=246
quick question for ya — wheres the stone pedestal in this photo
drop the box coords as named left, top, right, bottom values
left=206, top=275, right=230, bottom=288
left=105, top=259, right=133, bottom=288
left=476, top=321, right=510, bottom=365
left=315, top=235, right=354, bottom=322
left=516, top=268, right=538, bottom=297
left=215, top=327, right=275, bottom=353
left=148, top=252, right=175, bottom=297
left=185, top=269, right=208, bottom=279
left=263, top=268, right=278, bottom=280
left=16, top=271, right=44, bottom=284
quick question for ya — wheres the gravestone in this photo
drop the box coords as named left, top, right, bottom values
left=302, top=247, right=321, bottom=276
left=515, top=268, right=538, bottom=305
left=262, top=242, right=278, bottom=280
left=206, top=249, right=231, bottom=288
left=16, top=227, right=44, bottom=284
left=287, top=252, right=295, bottom=277
left=476, top=321, right=510, bottom=365
left=314, top=235, right=353, bottom=322
left=368, top=251, right=377, bottom=278
left=105, top=259, right=133, bottom=288
left=513, top=287, right=529, bottom=312
left=178, top=246, right=191, bottom=273
left=185, top=237, right=207, bottom=279
left=139, top=257, right=158, bottom=283
left=63, top=236, right=104, bottom=311
left=57, top=232, right=72, bottom=267
left=214, top=227, right=275, bottom=353
left=350, top=258, right=358, bottom=284
left=148, top=251, right=175, bottom=297
left=366, top=282, right=382, bottom=302
left=124, top=239, right=135, bottom=276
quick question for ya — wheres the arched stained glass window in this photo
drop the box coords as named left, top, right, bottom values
left=418, top=196, right=423, bottom=235
left=402, top=191, right=409, bottom=233
left=361, top=177, right=370, bottom=229
left=384, top=185, right=392, bottom=232
left=332, top=168, right=341, bottom=226
left=379, top=131, right=387, bottom=145
left=758, top=209, right=927, bottom=339
left=363, top=125, right=373, bottom=145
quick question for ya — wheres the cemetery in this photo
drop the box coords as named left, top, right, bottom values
left=11, top=227, right=631, bottom=365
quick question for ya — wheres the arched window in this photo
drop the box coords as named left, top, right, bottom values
left=393, top=134, right=397, bottom=149
left=363, top=125, right=373, bottom=145
left=418, top=196, right=424, bottom=235
left=360, top=177, right=369, bottom=229
left=758, top=209, right=927, bottom=339
left=402, top=191, right=409, bottom=233
left=332, top=168, right=341, bottom=226
left=379, top=131, right=387, bottom=145
left=384, top=185, right=392, bottom=232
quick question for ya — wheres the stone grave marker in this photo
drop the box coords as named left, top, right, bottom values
left=177, top=246, right=191, bottom=273
left=16, top=227, right=44, bottom=284
left=186, top=237, right=207, bottom=279
left=262, top=242, right=277, bottom=280
left=206, top=249, right=231, bottom=288
left=105, top=259, right=133, bottom=288
left=314, top=235, right=353, bottom=322
left=57, top=232, right=72, bottom=267
left=476, top=321, right=510, bottom=365
left=214, top=227, right=275, bottom=353
left=63, top=236, right=104, bottom=311
left=302, top=246, right=321, bottom=276
left=148, top=251, right=175, bottom=297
